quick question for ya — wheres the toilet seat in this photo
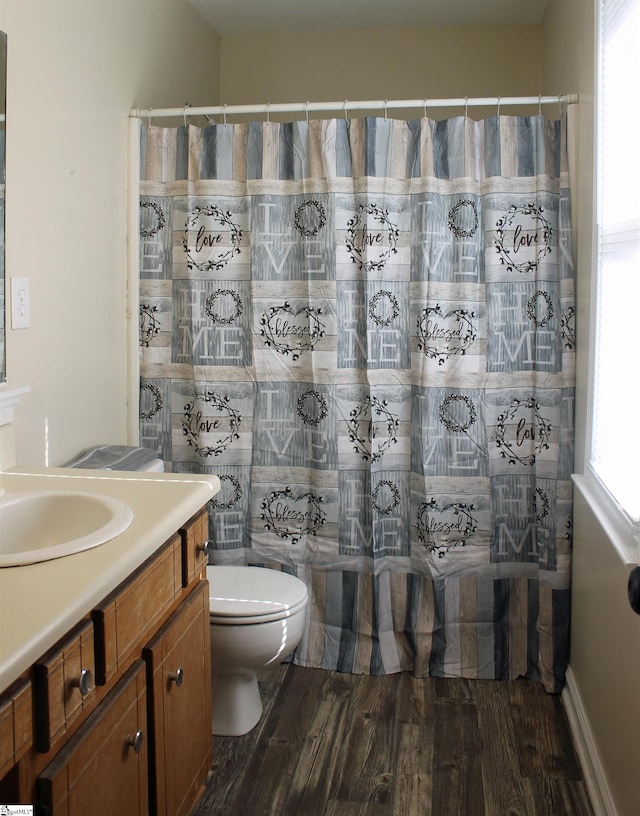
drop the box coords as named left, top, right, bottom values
left=208, top=566, right=308, bottom=625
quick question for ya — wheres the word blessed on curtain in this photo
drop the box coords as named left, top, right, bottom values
left=139, top=192, right=575, bottom=563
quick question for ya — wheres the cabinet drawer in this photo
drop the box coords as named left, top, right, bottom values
left=92, top=534, right=182, bottom=686
left=0, top=676, right=32, bottom=777
left=143, top=581, right=212, bottom=816
left=33, top=619, right=96, bottom=753
left=38, top=660, right=148, bottom=816
left=181, top=508, right=209, bottom=588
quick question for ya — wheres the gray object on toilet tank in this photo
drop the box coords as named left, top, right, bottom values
left=65, top=445, right=163, bottom=472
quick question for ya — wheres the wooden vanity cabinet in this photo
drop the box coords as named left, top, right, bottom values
left=32, top=618, right=97, bottom=753
left=0, top=506, right=212, bottom=816
left=181, top=508, right=209, bottom=588
left=92, top=534, right=183, bottom=686
left=37, top=661, right=149, bottom=816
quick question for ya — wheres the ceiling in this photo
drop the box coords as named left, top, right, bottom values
left=188, top=0, right=551, bottom=37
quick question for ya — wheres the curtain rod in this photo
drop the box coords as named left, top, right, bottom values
left=129, top=94, right=578, bottom=120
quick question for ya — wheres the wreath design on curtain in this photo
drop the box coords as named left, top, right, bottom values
left=368, top=290, right=400, bottom=327
left=438, top=394, right=477, bottom=433
left=495, top=397, right=552, bottom=466
left=139, top=304, right=161, bottom=347
left=532, top=487, right=550, bottom=523
left=205, top=289, right=244, bottom=325
left=447, top=199, right=478, bottom=238
left=348, top=396, right=399, bottom=463
left=260, top=487, right=326, bottom=544
left=260, top=302, right=325, bottom=360
left=345, top=203, right=399, bottom=271
left=372, top=480, right=401, bottom=516
left=561, top=305, right=576, bottom=350
left=417, top=305, right=477, bottom=364
left=182, top=391, right=242, bottom=457
left=495, top=203, right=552, bottom=273
left=140, top=200, right=166, bottom=238
left=293, top=199, right=327, bottom=237
left=296, top=389, right=328, bottom=426
left=210, top=474, right=243, bottom=511
left=139, top=383, right=163, bottom=420
left=526, top=290, right=554, bottom=327
left=416, top=499, right=478, bottom=558
left=183, top=206, right=242, bottom=271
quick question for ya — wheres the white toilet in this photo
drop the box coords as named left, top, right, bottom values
left=207, top=565, right=308, bottom=736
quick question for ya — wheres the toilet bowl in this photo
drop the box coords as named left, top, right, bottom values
left=207, top=565, right=308, bottom=736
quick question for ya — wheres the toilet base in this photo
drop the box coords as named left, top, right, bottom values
left=211, top=670, right=263, bottom=736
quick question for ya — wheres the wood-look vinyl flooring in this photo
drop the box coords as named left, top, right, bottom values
left=190, top=663, right=594, bottom=816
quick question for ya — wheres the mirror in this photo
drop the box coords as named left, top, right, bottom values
left=0, top=32, right=5, bottom=383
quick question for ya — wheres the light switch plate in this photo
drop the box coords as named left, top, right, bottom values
left=11, top=277, right=30, bottom=329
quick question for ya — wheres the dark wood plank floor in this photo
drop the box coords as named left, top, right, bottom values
left=190, top=664, right=594, bottom=816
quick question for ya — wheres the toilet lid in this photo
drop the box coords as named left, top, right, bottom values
left=207, top=565, right=308, bottom=620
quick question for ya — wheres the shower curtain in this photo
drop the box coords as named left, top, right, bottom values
left=137, top=112, right=575, bottom=693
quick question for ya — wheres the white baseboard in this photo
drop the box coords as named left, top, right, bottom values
left=561, top=666, right=618, bottom=816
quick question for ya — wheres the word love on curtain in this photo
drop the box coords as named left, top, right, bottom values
left=138, top=113, right=575, bottom=693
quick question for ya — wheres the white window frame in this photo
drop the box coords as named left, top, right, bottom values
left=578, top=0, right=640, bottom=565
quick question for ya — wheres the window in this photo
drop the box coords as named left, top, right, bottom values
left=591, top=0, right=640, bottom=531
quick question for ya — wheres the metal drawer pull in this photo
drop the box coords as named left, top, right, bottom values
left=126, top=730, right=144, bottom=753
left=197, top=539, right=211, bottom=557
left=169, top=667, right=184, bottom=687
left=71, top=668, right=93, bottom=697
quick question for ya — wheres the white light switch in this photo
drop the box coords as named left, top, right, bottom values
left=11, top=277, right=30, bottom=329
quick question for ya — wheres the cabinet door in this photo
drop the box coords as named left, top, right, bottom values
left=92, top=535, right=182, bottom=686
left=144, top=580, right=212, bottom=816
left=38, top=661, right=148, bottom=816
left=33, top=618, right=96, bottom=752
left=181, top=508, right=209, bottom=588
left=0, top=676, right=32, bottom=779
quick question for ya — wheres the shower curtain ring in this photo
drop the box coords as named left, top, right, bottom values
left=344, top=99, right=349, bottom=120
left=223, top=104, right=227, bottom=125
left=183, top=104, right=189, bottom=127
left=424, top=98, right=428, bottom=118
left=497, top=95, right=501, bottom=117
left=465, top=96, right=469, bottom=118
left=305, top=100, right=310, bottom=123
left=384, top=99, right=388, bottom=119
left=266, top=102, right=270, bottom=123
left=147, top=108, right=152, bottom=128
left=538, top=94, right=543, bottom=115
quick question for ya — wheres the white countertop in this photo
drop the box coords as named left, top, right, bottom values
left=0, top=467, right=219, bottom=692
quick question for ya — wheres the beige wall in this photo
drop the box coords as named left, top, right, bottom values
left=570, top=489, right=640, bottom=816
left=220, top=26, right=543, bottom=115
left=0, top=0, right=220, bottom=466
left=543, top=3, right=640, bottom=816
left=543, top=0, right=596, bottom=472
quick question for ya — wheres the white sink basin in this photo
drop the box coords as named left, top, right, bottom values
left=0, top=490, right=134, bottom=567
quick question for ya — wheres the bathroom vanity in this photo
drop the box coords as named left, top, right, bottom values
left=0, top=467, right=219, bottom=815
